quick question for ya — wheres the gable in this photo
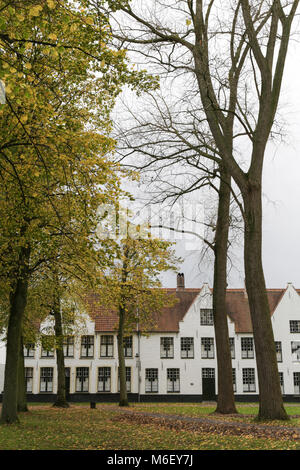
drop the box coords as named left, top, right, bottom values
left=226, top=289, right=285, bottom=333
left=86, top=286, right=296, bottom=334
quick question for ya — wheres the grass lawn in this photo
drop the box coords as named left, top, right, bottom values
left=128, top=402, right=300, bottom=426
left=0, top=402, right=300, bottom=450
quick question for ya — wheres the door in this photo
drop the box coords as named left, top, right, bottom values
left=202, top=368, right=216, bottom=400
left=202, top=378, right=216, bottom=400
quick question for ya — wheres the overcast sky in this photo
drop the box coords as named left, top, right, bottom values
left=117, top=20, right=300, bottom=291
left=162, top=40, right=300, bottom=290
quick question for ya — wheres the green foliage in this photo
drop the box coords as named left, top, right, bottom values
left=0, top=0, right=158, bottom=332
left=94, top=230, right=180, bottom=332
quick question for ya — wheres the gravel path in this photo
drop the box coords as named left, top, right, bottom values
left=102, top=405, right=300, bottom=441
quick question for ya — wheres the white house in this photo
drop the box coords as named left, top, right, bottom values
left=1, top=274, right=300, bottom=402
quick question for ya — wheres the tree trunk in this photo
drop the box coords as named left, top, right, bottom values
left=213, top=168, right=238, bottom=414
left=243, top=183, right=288, bottom=420
left=17, top=335, right=28, bottom=412
left=1, top=244, right=30, bottom=424
left=118, top=307, right=129, bottom=407
left=53, top=296, right=69, bottom=408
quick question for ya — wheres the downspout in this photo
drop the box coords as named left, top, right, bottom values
left=136, top=309, right=141, bottom=402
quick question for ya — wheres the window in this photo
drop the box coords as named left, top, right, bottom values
left=76, top=367, right=89, bottom=392
left=201, top=338, right=214, bottom=359
left=241, top=337, right=254, bottom=359
left=25, top=367, right=33, bottom=393
left=229, top=338, right=235, bottom=359
left=202, top=368, right=215, bottom=379
left=100, top=335, right=114, bottom=358
left=275, top=341, right=282, bottom=362
left=181, top=337, right=194, bottom=358
left=294, top=372, right=300, bottom=395
left=291, top=342, right=300, bottom=361
left=63, top=337, right=74, bottom=357
left=118, top=367, right=131, bottom=392
left=242, top=368, right=256, bottom=392
left=200, top=308, right=214, bottom=325
left=290, top=320, right=300, bottom=333
left=279, top=372, right=284, bottom=395
left=145, top=369, right=158, bottom=393
left=123, top=336, right=133, bottom=358
left=160, top=337, right=174, bottom=358
left=41, top=337, right=54, bottom=358
left=167, top=368, right=180, bottom=393
left=232, top=368, right=236, bottom=392
left=98, top=367, right=111, bottom=392
left=80, top=336, right=94, bottom=358
left=40, top=367, right=53, bottom=392
left=24, top=343, right=35, bottom=358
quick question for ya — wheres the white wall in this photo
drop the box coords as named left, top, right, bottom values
left=1, top=282, right=300, bottom=398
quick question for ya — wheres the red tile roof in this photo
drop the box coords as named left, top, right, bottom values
left=85, top=287, right=292, bottom=334
left=85, top=289, right=200, bottom=333
left=225, top=289, right=286, bottom=333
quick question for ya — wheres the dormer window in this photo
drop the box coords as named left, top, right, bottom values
left=41, top=336, right=54, bottom=358
left=241, top=337, right=254, bottom=359
left=63, top=336, right=74, bottom=357
left=200, top=309, right=214, bottom=325
left=24, top=343, right=35, bottom=358
left=81, top=335, right=94, bottom=358
left=291, top=341, right=300, bottom=361
left=290, top=321, right=300, bottom=333
left=160, top=337, right=174, bottom=358
left=181, top=337, right=194, bottom=358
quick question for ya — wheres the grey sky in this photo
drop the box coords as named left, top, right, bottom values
left=165, top=41, right=300, bottom=290
left=117, top=18, right=300, bottom=291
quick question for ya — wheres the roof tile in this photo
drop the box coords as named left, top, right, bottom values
left=85, top=287, right=289, bottom=334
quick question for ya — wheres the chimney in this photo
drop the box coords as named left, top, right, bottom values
left=177, top=273, right=185, bottom=290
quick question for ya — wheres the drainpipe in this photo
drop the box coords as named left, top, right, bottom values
left=137, top=331, right=141, bottom=402
left=136, top=311, right=141, bottom=402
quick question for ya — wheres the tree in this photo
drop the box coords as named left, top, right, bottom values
left=115, top=91, right=241, bottom=414
left=51, top=273, right=69, bottom=408
left=104, top=0, right=299, bottom=420
left=0, top=0, right=157, bottom=424
left=95, top=222, right=179, bottom=406
left=17, top=335, right=28, bottom=412
left=18, top=262, right=99, bottom=410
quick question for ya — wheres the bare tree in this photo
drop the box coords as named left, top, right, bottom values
left=103, top=0, right=299, bottom=419
left=115, top=90, right=243, bottom=413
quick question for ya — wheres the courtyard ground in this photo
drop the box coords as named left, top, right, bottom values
left=1, top=402, right=300, bottom=450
